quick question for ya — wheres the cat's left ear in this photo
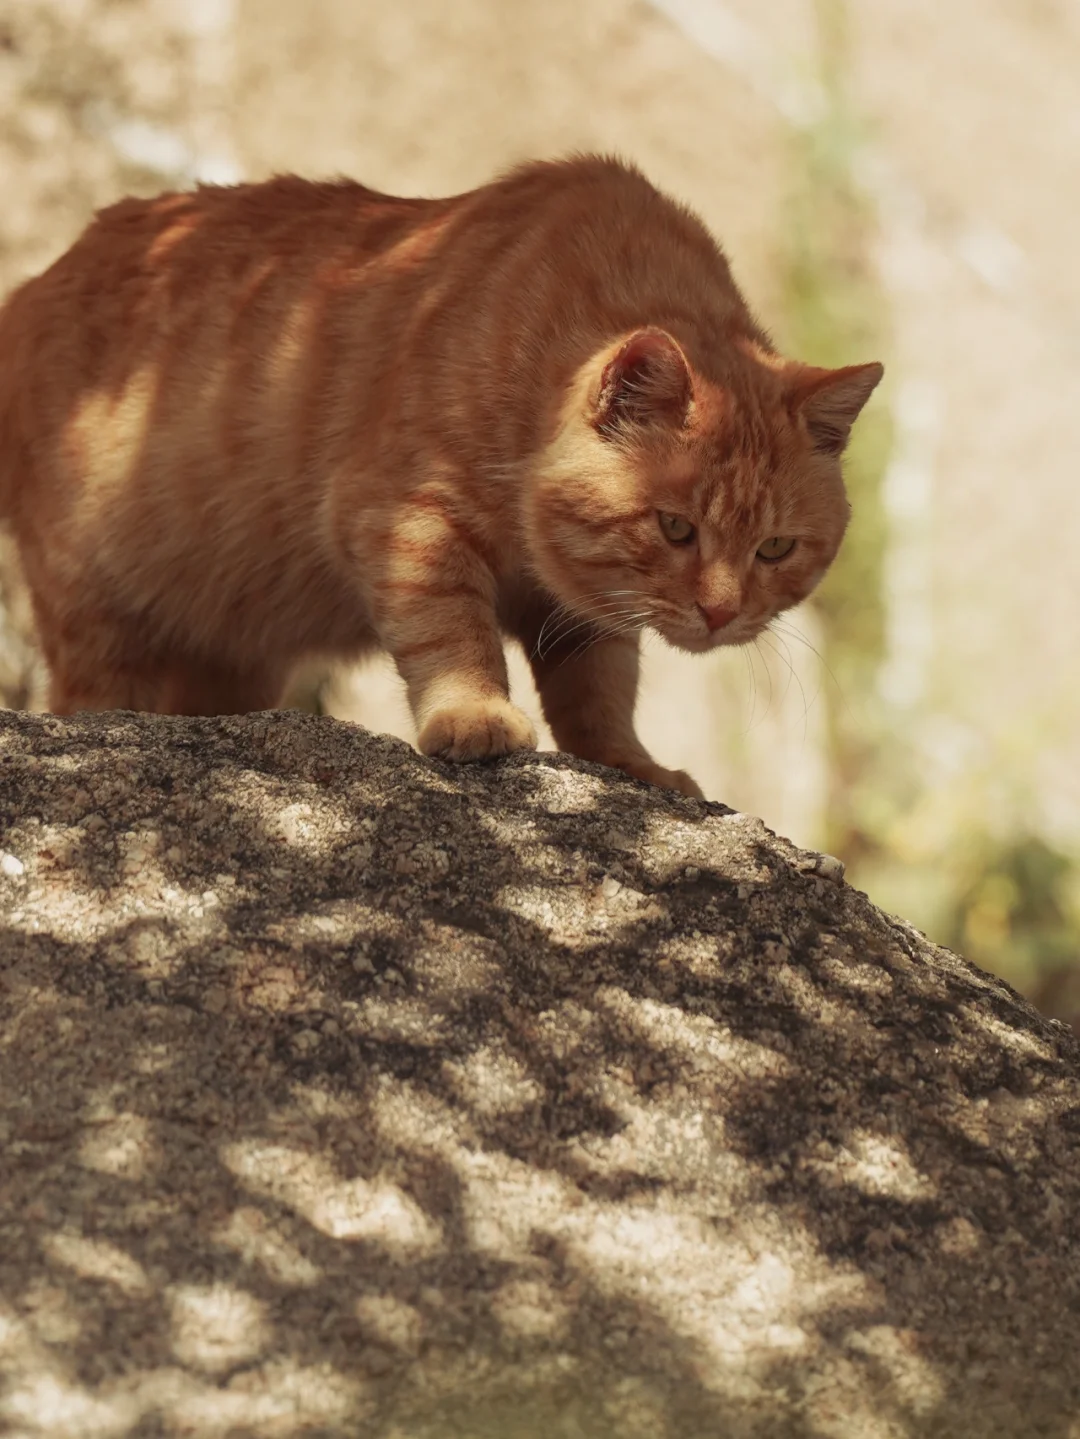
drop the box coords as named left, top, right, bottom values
left=590, top=329, right=693, bottom=438
left=787, top=361, right=884, bottom=455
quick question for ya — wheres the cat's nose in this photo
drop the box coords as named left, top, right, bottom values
left=699, top=602, right=739, bottom=631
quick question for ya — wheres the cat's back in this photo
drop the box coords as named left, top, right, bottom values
left=0, top=175, right=435, bottom=382
left=0, top=155, right=746, bottom=522
left=0, top=155, right=730, bottom=401
left=0, top=175, right=444, bottom=521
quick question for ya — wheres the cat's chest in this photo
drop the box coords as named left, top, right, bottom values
left=496, top=576, right=561, bottom=648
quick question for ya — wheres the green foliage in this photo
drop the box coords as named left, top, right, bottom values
left=774, top=0, right=892, bottom=858
left=773, top=4, right=1080, bottom=1022
left=866, top=819, right=1080, bottom=1022
left=947, top=834, right=1078, bottom=980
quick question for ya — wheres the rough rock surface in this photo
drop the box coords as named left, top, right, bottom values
left=0, top=709, right=1078, bottom=1439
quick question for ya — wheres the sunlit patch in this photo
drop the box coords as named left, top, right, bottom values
left=720, top=1251, right=807, bottom=1353
left=311, top=1178, right=439, bottom=1249
left=490, top=1277, right=571, bottom=1341
left=442, top=1043, right=544, bottom=1119
left=21, top=1281, right=82, bottom=1346
left=819, top=956, right=895, bottom=996
left=354, top=1293, right=425, bottom=1354
left=45, top=1232, right=150, bottom=1296
left=266, top=296, right=318, bottom=394
left=1, top=1369, right=140, bottom=1437
left=493, top=882, right=568, bottom=932
left=244, top=963, right=306, bottom=1014
left=454, top=1155, right=573, bottom=1261
left=78, top=1112, right=157, bottom=1180
left=561, top=1203, right=872, bottom=1391
left=169, top=1283, right=270, bottom=1374
left=960, top=1005, right=1056, bottom=1060
left=169, top=1356, right=365, bottom=1433
left=268, top=801, right=318, bottom=847
left=523, top=765, right=607, bottom=814
left=223, top=777, right=354, bottom=859
left=832, top=1130, right=935, bottom=1202
left=0, top=807, right=246, bottom=945
left=131, top=1040, right=177, bottom=1077
left=596, top=989, right=792, bottom=1080
left=934, top=1215, right=982, bottom=1257
left=213, top=1205, right=322, bottom=1287
left=222, top=1142, right=442, bottom=1254
left=347, top=995, right=449, bottom=1045
left=0, top=1299, right=361, bottom=1435
left=0, top=1306, right=22, bottom=1351
left=66, top=364, right=159, bottom=498
left=381, top=212, right=453, bottom=273
left=145, top=210, right=202, bottom=266
left=844, top=1326, right=946, bottom=1414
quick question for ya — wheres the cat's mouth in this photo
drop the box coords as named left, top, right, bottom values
left=655, top=616, right=761, bottom=654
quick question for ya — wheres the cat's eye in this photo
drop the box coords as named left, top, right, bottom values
left=756, top=536, right=796, bottom=563
left=659, top=512, right=695, bottom=545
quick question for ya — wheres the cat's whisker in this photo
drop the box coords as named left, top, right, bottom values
left=604, top=613, right=655, bottom=639
left=757, top=631, right=787, bottom=710
left=538, top=610, right=633, bottom=660
left=745, top=636, right=774, bottom=726
left=769, top=619, right=843, bottom=718
left=741, top=645, right=759, bottom=734
left=750, top=635, right=778, bottom=721
left=558, top=610, right=654, bottom=667
left=757, top=631, right=813, bottom=744
left=535, top=592, right=653, bottom=658
left=761, top=627, right=799, bottom=708
left=766, top=627, right=820, bottom=721
left=536, top=605, right=637, bottom=657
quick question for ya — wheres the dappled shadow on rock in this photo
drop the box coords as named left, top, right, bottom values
left=0, top=709, right=1078, bottom=1438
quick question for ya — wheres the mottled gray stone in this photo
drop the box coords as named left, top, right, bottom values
left=0, top=709, right=1077, bottom=1438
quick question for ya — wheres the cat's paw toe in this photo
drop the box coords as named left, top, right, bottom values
left=616, top=758, right=704, bottom=798
left=419, top=700, right=537, bottom=762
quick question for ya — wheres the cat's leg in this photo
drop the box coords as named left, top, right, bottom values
left=395, top=619, right=537, bottom=761
left=526, top=628, right=703, bottom=798
left=377, top=498, right=536, bottom=761
left=47, top=639, right=283, bottom=716
left=49, top=665, right=165, bottom=715
left=39, top=610, right=165, bottom=714
left=32, top=571, right=283, bottom=715
left=156, top=660, right=285, bottom=716
left=392, top=612, right=537, bottom=761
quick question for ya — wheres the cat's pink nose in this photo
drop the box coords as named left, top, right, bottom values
left=699, top=602, right=739, bottom=631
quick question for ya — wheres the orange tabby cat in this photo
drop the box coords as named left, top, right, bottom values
left=0, top=156, right=881, bottom=797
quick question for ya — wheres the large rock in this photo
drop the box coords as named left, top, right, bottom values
left=0, top=709, right=1077, bottom=1438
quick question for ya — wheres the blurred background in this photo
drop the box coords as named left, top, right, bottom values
left=1, top=0, right=1078, bottom=1025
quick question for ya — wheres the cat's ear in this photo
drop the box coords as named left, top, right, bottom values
left=590, top=329, right=692, bottom=438
left=787, top=361, right=883, bottom=455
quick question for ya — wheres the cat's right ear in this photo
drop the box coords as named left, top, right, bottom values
left=787, top=361, right=884, bottom=456
left=589, top=329, right=692, bottom=438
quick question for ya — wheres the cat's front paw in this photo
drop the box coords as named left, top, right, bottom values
left=615, top=757, right=704, bottom=799
left=419, top=698, right=537, bottom=762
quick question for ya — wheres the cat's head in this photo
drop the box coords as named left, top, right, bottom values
left=527, top=328, right=882, bottom=654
